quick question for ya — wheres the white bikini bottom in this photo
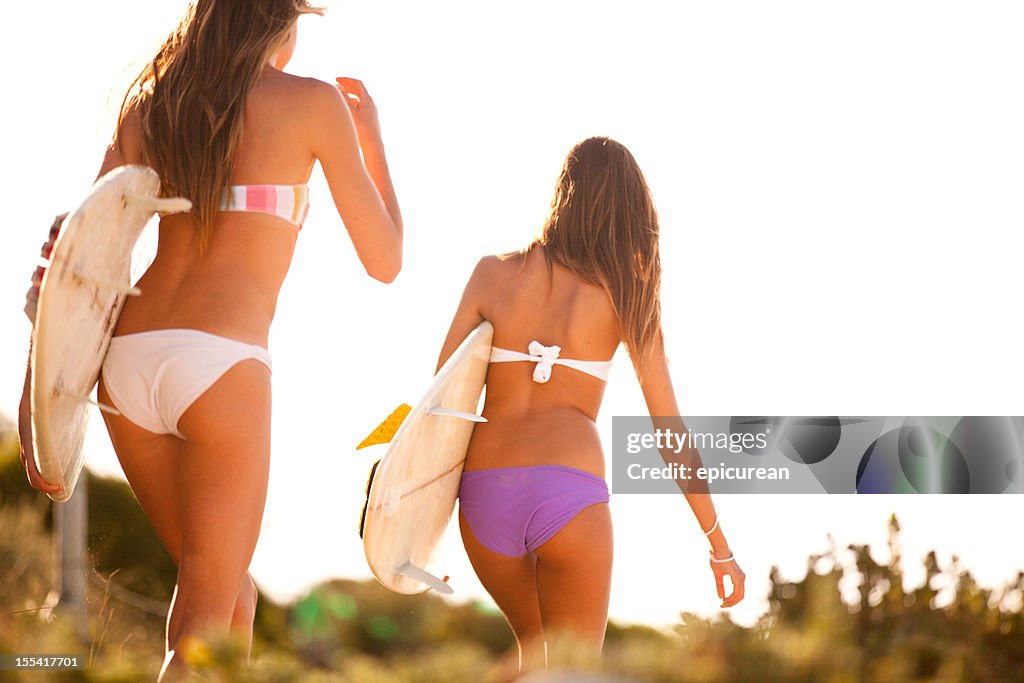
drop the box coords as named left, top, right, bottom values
left=100, top=328, right=272, bottom=439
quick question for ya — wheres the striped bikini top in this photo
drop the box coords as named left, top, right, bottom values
left=220, top=184, right=310, bottom=228
left=490, top=341, right=613, bottom=383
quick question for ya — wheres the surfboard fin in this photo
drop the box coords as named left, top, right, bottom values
left=63, top=268, right=141, bottom=296
left=54, top=384, right=122, bottom=416
left=357, top=404, right=413, bottom=450
left=396, top=561, right=454, bottom=595
left=429, top=406, right=487, bottom=423
left=123, top=193, right=193, bottom=215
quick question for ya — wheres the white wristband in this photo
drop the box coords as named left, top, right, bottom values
left=709, top=550, right=734, bottom=563
left=702, top=516, right=719, bottom=537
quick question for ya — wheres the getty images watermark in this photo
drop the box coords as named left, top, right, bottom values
left=623, top=425, right=787, bottom=484
left=611, top=416, right=1024, bottom=494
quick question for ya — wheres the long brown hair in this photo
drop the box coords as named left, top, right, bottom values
left=527, top=137, right=662, bottom=367
left=115, top=0, right=323, bottom=250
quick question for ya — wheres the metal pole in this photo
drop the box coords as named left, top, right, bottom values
left=45, top=475, right=90, bottom=642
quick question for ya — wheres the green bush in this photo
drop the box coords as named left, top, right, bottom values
left=2, top=420, right=1022, bottom=682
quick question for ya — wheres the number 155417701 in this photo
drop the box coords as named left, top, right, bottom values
left=0, top=654, right=84, bottom=670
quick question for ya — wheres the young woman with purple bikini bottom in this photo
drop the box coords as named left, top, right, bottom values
left=435, top=136, right=746, bottom=673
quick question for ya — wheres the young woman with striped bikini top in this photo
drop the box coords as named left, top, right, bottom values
left=19, top=1, right=403, bottom=679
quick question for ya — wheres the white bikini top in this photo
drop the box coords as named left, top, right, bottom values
left=490, top=341, right=613, bottom=383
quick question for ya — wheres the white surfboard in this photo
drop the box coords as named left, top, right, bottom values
left=31, top=165, right=191, bottom=502
left=362, top=321, right=494, bottom=594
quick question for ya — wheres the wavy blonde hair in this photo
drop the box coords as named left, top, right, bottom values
left=525, top=137, right=662, bottom=367
left=116, top=0, right=324, bottom=251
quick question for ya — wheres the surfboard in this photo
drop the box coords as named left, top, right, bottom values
left=30, top=165, right=191, bottom=502
left=362, top=321, right=494, bottom=594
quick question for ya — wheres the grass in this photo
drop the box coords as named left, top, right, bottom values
left=2, top=434, right=1022, bottom=681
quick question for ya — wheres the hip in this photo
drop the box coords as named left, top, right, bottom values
left=465, top=409, right=605, bottom=478
left=114, top=283, right=274, bottom=347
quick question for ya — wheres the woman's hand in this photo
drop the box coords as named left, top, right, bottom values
left=18, top=354, right=63, bottom=496
left=312, top=76, right=403, bottom=282
left=335, top=77, right=381, bottom=140
left=710, top=552, right=745, bottom=608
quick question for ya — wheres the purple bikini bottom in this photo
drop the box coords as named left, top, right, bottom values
left=458, top=465, right=610, bottom=558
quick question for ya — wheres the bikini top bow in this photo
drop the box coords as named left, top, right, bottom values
left=527, top=341, right=561, bottom=384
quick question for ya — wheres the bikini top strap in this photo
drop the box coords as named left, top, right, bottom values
left=489, top=341, right=612, bottom=383
left=553, top=357, right=613, bottom=382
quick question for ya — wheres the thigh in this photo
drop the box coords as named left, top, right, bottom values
left=175, top=359, right=272, bottom=586
left=534, top=502, right=613, bottom=648
left=98, top=375, right=185, bottom=559
left=459, top=509, right=543, bottom=641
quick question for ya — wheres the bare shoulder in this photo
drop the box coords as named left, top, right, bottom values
left=282, top=74, right=344, bottom=111
left=452, top=255, right=501, bottom=306
left=114, top=109, right=144, bottom=164
left=471, top=253, right=522, bottom=286
left=277, top=76, right=353, bottom=151
left=255, top=71, right=341, bottom=114
left=475, top=253, right=507, bottom=275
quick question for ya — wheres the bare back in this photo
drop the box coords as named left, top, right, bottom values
left=99, top=67, right=400, bottom=349
left=439, top=247, right=621, bottom=477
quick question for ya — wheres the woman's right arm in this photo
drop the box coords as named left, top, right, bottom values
left=434, top=257, right=492, bottom=373
left=308, top=78, right=403, bottom=283
left=18, top=343, right=62, bottom=496
left=634, top=331, right=746, bottom=607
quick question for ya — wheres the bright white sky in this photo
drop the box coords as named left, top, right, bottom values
left=2, top=1, right=1023, bottom=628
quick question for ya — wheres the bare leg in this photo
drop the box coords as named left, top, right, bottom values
left=162, top=358, right=271, bottom=674
left=99, top=377, right=260, bottom=643
left=459, top=510, right=546, bottom=672
left=534, top=502, right=613, bottom=663
left=96, top=362, right=270, bottom=679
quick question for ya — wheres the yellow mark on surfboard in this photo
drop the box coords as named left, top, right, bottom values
left=357, top=404, right=412, bottom=450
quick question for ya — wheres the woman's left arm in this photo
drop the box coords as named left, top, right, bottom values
left=18, top=342, right=63, bottom=495
left=634, top=332, right=746, bottom=607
